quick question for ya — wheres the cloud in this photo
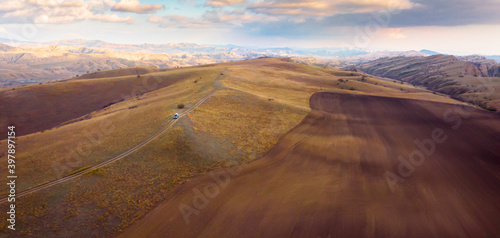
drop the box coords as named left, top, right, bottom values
left=204, top=9, right=278, bottom=25
left=27, top=0, right=86, bottom=8
left=232, top=0, right=500, bottom=39
left=89, top=14, right=135, bottom=24
left=206, top=0, right=246, bottom=7
left=249, top=0, right=416, bottom=16
left=150, top=9, right=278, bottom=28
left=0, top=0, right=136, bottom=24
left=0, top=0, right=30, bottom=11
left=384, top=28, right=407, bottom=39
left=253, top=0, right=500, bottom=27
left=149, top=15, right=212, bottom=28
left=385, top=0, right=500, bottom=27
left=112, top=0, right=164, bottom=14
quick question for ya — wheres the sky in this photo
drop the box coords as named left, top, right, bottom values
left=0, top=0, right=500, bottom=55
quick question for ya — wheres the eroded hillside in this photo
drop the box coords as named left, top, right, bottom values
left=358, top=55, right=500, bottom=110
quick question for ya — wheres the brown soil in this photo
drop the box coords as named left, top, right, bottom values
left=120, top=92, right=500, bottom=238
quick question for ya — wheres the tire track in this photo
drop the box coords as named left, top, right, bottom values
left=0, top=76, right=222, bottom=204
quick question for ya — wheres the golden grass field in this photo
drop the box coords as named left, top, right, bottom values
left=0, top=58, right=469, bottom=237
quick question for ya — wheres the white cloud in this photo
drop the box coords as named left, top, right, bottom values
left=0, top=0, right=27, bottom=11
left=112, top=0, right=164, bottom=14
left=0, top=0, right=136, bottom=24
left=206, top=0, right=246, bottom=7
left=91, top=14, right=135, bottom=23
left=27, top=0, right=86, bottom=8
left=149, top=9, right=278, bottom=28
left=149, top=15, right=212, bottom=28
left=385, top=28, right=407, bottom=39
left=249, top=0, right=417, bottom=16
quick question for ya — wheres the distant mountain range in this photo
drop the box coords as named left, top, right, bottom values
left=0, top=38, right=498, bottom=88
left=3, top=38, right=446, bottom=59
left=6, top=39, right=375, bottom=58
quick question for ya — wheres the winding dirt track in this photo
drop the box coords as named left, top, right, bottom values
left=0, top=85, right=220, bottom=204
left=120, top=92, right=500, bottom=238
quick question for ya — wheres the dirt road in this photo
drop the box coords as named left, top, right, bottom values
left=0, top=82, right=220, bottom=204
left=120, top=92, right=500, bottom=238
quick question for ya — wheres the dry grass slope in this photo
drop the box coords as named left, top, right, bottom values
left=0, top=66, right=216, bottom=138
left=0, top=58, right=467, bottom=237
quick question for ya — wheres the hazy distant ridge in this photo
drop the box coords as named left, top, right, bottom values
left=1, top=39, right=499, bottom=88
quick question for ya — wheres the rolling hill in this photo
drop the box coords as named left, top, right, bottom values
left=0, top=66, right=189, bottom=137
left=0, top=57, right=467, bottom=237
left=357, top=54, right=500, bottom=110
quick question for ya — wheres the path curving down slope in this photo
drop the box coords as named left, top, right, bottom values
left=0, top=79, right=222, bottom=204
left=120, top=92, right=500, bottom=238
